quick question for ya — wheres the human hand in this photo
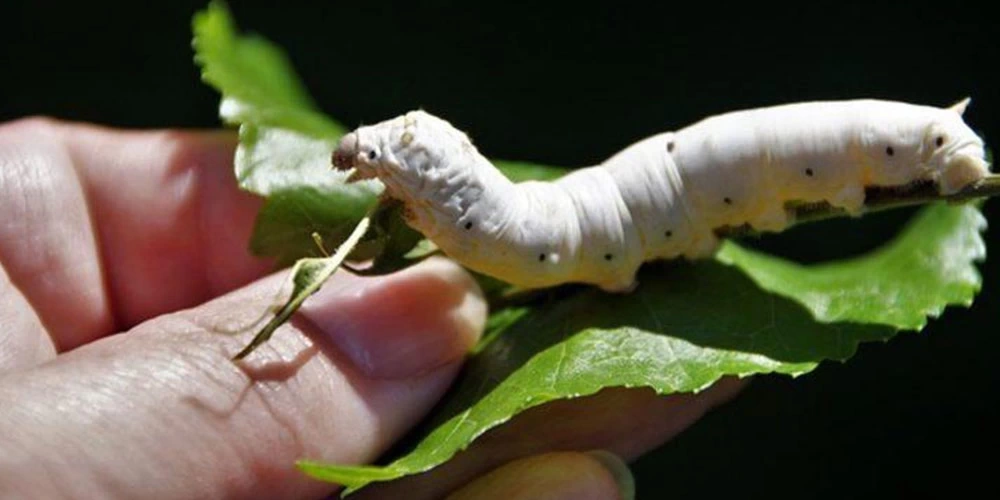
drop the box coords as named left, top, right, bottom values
left=0, top=118, right=742, bottom=499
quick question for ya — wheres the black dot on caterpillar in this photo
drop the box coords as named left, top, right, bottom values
left=332, top=98, right=989, bottom=292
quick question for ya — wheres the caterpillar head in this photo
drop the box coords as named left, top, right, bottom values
left=332, top=110, right=474, bottom=198
left=923, top=98, right=990, bottom=194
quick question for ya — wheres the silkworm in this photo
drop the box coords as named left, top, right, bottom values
left=332, top=99, right=988, bottom=292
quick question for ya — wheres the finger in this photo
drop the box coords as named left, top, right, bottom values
left=61, top=122, right=271, bottom=328
left=0, top=118, right=115, bottom=354
left=0, top=263, right=55, bottom=372
left=0, top=257, right=486, bottom=499
left=0, top=118, right=270, bottom=355
left=359, top=378, right=746, bottom=499
left=446, top=451, right=634, bottom=500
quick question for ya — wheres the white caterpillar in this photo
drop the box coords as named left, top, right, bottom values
left=332, top=99, right=988, bottom=292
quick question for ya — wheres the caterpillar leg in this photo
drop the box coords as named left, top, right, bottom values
left=829, top=184, right=866, bottom=216
left=750, top=205, right=792, bottom=233
left=598, top=276, right=639, bottom=294
left=682, top=232, right=722, bottom=260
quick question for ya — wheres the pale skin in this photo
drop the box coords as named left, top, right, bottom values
left=0, top=118, right=743, bottom=499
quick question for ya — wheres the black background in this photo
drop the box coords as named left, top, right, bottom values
left=2, top=1, right=997, bottom=497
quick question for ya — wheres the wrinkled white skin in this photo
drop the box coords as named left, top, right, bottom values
left=333, top=100, right=988, bottom=292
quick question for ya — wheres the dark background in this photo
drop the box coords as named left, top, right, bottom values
left=3, top=1, right=996, bottom=497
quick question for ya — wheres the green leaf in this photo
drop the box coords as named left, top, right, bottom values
left=233, top=123, right=349, bottom=195
left=236, top=125, right=384, bottom=266
left=192, top=2, right=343, bottom=138
left=494, top=160, right=569, bottom=182
left=248, top=185, right=379, bottom=267
left=193, top=4, right=355, bottom=196
left=297, top=203, right=986, bottom=492
left=193, top=4, right=387, bottom=264
left=718, top=203, right=986, bottom=329
left=349, top=200, right=430, bottom=275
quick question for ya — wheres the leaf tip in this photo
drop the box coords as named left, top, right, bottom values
left=296, top=460, right=405, bottom=494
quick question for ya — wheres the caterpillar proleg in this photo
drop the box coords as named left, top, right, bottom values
left=332, top=99, right=989, bottom=292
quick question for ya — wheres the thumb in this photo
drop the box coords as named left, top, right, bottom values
left=0, top=257, right=486, bottom=499
left=447, top=451, right=634, bottom=500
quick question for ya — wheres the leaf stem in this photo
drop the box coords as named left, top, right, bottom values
left=232, top=206, right=375, bottom=360
left=717, top=175, right=1000, bottom=238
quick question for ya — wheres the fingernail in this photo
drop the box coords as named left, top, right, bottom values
left=587, top=450, right=635, bottom=500
left=301, top=257, right=486, bottom=379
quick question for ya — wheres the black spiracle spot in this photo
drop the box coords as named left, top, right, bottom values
left=886, top=146, right=894, bottom=156
left=538, top=253, right=546, bottom=262
left=667, top=141, right=675, bottom=153
left=723, top=197, right=733, bottom=205
left=665, top=230, right=673, bottom=238
left=936, top=136, right=945, bottom=148
left=805, top=168, right=814, bottom=177
left=464, top=221, right=473, bottom=230
left=604, top=253, right=613, bottom=261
